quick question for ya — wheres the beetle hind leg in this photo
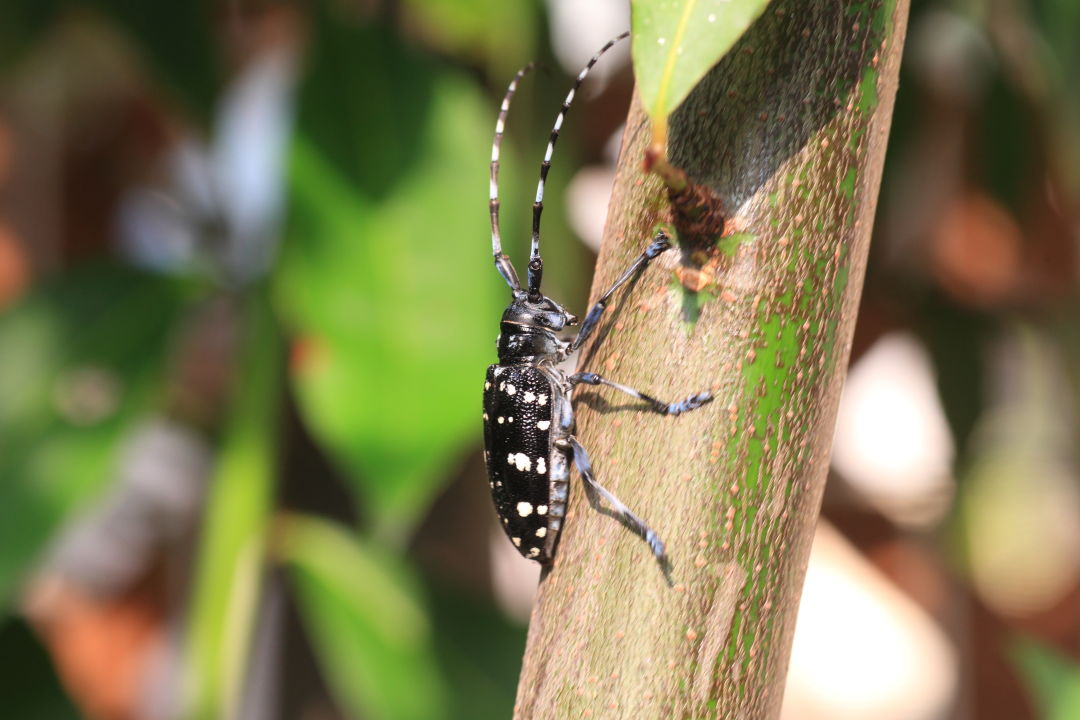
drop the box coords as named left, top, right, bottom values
left=565, top=436, right=671, bottom=577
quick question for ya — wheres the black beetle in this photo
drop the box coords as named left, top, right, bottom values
left=483, top=33, right=712, bottom=567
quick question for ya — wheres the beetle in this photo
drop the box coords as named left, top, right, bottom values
left=483, top=32, right=713, bottom=568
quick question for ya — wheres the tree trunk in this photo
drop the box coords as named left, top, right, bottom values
left=513, top=1, right=910, bottom=718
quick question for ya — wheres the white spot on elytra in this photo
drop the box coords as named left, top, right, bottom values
left=517, top=501, right=533, bottom=517
left=511, top=453, right=532, bottom=472
left=483, top=412, right=489, bottom=421
left=538, top=394, right=548, bottom=406
left=523, top=391, right=536, bottom=403
left=508, top=416, right=513, bottom=423
left=527, top=547, right=541, bottom=558
left=536, top=527, right=547, bottom=538
left=507, top=453, right=515, bottom=465
left=494, top=367, right=504, bottom=376
left=499, top=382, right=505, bottom=391
left=497, top=416, right=505, bottom=424
left=537, top=505, right=548, bottom=515
left=506, top=383, right=516, bottom=395
left=485, top=381, right=491, bottom=390
left=537, top=420, right=550, bottom=431
left=512, top=537, right=521, bottom=547
left=537, top=457, right=547, bottom=474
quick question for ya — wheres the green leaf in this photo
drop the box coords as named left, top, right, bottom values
left=0, top=0, right=218, bottom=120
left=279, top=513, right=447, bottom=720
left=0, top=264, right=187, bottom=608
left=0, top=618, right=81, bottom=719
left=183, top=293, right=282, bottom=720
left=85, top=0, right=219, bottom=116
left=1011, top=635, right=1080, bottom=720
left=400, top=0, right=537, bottom=75
left=428, top=583, right=525, bottom=720
left=0, top=0, right=61, bottom=68
left=275, top=17, right=505, bottom=533
left=631, top=0, right=772, bottom=143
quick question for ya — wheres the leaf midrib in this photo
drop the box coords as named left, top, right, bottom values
left=654, top=0, right=699, bottom=119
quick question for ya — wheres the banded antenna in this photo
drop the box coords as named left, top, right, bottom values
left=528, top=31, right=629, bottom=301
left=490, top=63, right=536, bottom=294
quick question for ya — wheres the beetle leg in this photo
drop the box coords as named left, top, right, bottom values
left=567, top=436, right=670, bottom=575
left=570, top=372, right=712, bottom=416
left=567, top=230, right=671, bottom=355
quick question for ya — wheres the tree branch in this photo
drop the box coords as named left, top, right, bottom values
left=513, top=1, right=910, bottom=717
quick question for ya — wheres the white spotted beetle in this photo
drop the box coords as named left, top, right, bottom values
left=483, top=33, right=713, bottom=569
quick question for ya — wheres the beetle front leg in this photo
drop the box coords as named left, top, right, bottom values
left=570, top=372, right=712, bottom=416
left=567, top=230, right=671, bottom=355
left=563, top=436, right=670, bottom=575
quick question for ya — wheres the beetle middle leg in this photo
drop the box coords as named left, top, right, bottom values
left=570, top=372, right=713, bottom=416
left=562, top=436, right=671, bottom=577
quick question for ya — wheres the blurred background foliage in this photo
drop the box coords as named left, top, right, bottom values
left=0, top=1, right=1078, bottom=719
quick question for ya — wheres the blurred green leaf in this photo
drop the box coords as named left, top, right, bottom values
left=291, top=15, right=435, bottom=200
left=952, top=325, right=1077, bottom=614
left=1028, top=0, right=1080, bottom=198
left=401, top=0, right=537, bottom=75
left=85, top=0, right=218, bottom=116
left=0, top=264, right=187, bottom=608
left=0, top=618, right=81, bottom=719
left=631, top=0, right=771, bottom=143
left=0, top=0, right=218, bottom=118
left=1011, top=636, right=1080, bottom=720
left=921, top=295, right=987, bottom=468
left=428, top=583, right=525, bottom=720
left=980, top=74, right=1036, bottom=214
left=276, top=17, right=505, bottom=532
left=0, top=0, right=61, bottom=67
left=184, top=293, right=281, bottom=720
left=279, top=513, right=447, bottom=720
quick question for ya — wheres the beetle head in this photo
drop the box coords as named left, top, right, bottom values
left=496, top=293, right=577, bottom=363
left=503, top=293, right=577, bottom=331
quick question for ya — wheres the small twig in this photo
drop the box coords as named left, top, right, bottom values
left=644, top=143, right=725, bottom=248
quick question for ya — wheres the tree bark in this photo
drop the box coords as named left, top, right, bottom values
left=513, top=2, right=910, bottom=718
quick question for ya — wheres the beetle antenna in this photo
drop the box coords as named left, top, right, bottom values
left=491, top=62, right=535, bottom=294
left=528, top=31, right=629, bottom=300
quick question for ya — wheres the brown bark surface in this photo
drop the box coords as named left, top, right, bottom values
left=514, top=1, right=910, bottom=718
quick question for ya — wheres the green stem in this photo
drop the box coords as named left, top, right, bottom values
left=182, top=291, right=282, bottom=720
